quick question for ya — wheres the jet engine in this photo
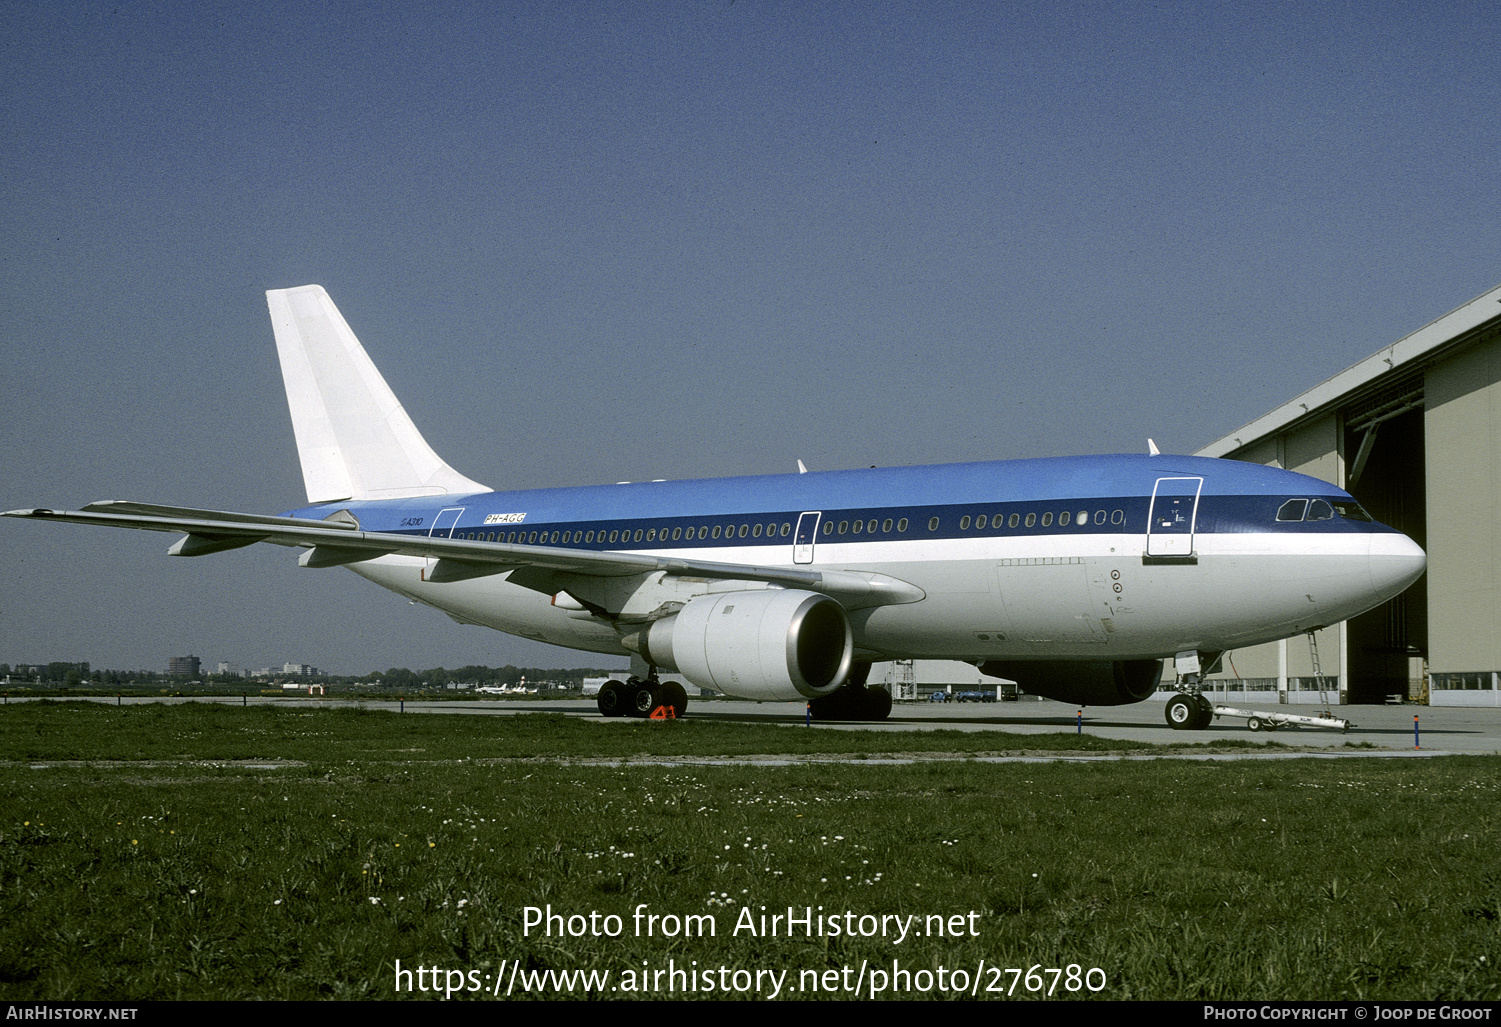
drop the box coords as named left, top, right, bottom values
left=978, top=659, right=1163, bottom=706
left=630, top=589, right=854, bottom=701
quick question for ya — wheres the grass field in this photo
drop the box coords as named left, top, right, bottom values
left=1, top=702, right=1497, bottom=1001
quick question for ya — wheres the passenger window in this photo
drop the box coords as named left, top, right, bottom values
left=711, top=525, right=721, bottom=539
left=1076, top=510, right=1087, bottom=525
left=928, top=517, right=939, bottom=531
left=823, top=521, right=833, bottom=535
left=699, top=526, right=709, bottom=539
left=632, top=529, right=641, bottom=542
left=1059, top=511, right=1070, bottom=527
left=528, top=531, right=538, bottom=543
left=608, top=530, right=618, bottom=543
left=1008, top=513, right=1019, bottom=528
left=959, top=516, right=971, bottom=530
left=897, top=518, right=908, bottom=532
left=1111, top=510, right=1123, bottom=525
left=1277, top=499, right=1309, bottom=522
left=1041, top=512, right=1053, bottom=527
left=852, top=519, right=863, bottom=533
left=671, top=527, right=681, bottom=540
left=646, top=528, right=656, bottom=541
left=738, top=524, right=748, bottom=537
left=585, top=531, right=594, bottom=543
left=882, top=518, right=893, bottom=532
left=781, top=523, right=791, bottom=536
left=838, top=521, right=849, bottom=534
left=1306, top=500, right=1334, bottom=521
left=1025, top=513, right=1036, bottom=528
left=976, top=515, right=988, bottom=529
left=752, top=523, right=762, bottom=538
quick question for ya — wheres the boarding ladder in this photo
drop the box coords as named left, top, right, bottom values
left=1306, top=629, right=1337, bottom=719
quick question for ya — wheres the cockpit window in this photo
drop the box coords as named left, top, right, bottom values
left=1276, top=499, right=1308, bottom=522
left=1332, top=500, right=1373, bottom=522
left=1306, top=500, right=1334, bottom=522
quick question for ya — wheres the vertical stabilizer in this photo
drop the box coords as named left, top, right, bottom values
left=267, top=285, right=491, bottom=504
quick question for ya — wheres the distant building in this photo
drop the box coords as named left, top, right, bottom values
left=168, top=655, right=200, bottom=678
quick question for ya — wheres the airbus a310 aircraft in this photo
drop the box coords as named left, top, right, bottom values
left=6, top=286, right=1426, bottom=725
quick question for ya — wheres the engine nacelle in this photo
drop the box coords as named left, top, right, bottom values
left=978, top=659, right=1164, bottom=706
left=635, top=589, right=853, bottom=701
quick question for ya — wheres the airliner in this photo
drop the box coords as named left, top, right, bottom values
left=5, top=285, right=1427, bottom=725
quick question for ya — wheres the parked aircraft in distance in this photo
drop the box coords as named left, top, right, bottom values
left=6, top=286, right=1427, bottom=724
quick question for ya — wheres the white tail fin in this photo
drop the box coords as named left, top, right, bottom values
left=267, top=285, right=491, bottom=504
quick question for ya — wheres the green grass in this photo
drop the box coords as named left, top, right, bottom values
left=1, top=703, right=1498, bottom=1001
left=0, top=699, right=1166, bottom=761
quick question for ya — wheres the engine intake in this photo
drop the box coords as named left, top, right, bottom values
left=634, top=590, right=853, bottom=701
left=978, top=659, right=1164, bottom=706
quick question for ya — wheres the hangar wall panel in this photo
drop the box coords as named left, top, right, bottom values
left=1283, top=415, right=1340, bottom=484
left=1424, top=334, right=1501, bottom=673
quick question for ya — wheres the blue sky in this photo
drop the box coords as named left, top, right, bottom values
left=3, top=1, right=1497, bottom=675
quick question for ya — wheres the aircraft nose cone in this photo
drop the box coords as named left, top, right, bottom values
left=1369, top=532, right=1426, bottom=600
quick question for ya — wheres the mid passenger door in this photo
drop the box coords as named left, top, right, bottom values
left=1146, top=477, right=1202, bottom=558
left=793, top=512, right=821, bottom=564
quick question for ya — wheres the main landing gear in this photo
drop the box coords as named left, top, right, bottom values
left=596, top=675, right=688, bottom=719
left=807, top=663, right=893, bottom=722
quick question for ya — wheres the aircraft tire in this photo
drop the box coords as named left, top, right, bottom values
left=809, top=685, right=892, bottom=722
left=597, top=679, right=629, bottom=718
left=628, top=682, right=658, bottom=718
left=1165, top=695, right=1196, bottom=730
left=658, top=681, right=688, bottom=717
left=1192, top=695, right=1215, bottom=730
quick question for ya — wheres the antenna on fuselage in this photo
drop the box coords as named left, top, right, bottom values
left=1147, top=439, right=1161, bottom=456
left=797, top=460, right=809, bottom=474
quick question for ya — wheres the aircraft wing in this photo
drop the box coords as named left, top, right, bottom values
left=3, top=501, right=924, bottom=609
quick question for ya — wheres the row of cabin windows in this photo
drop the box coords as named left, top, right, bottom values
left=957, top=508, right=1126, bottom=531
left=457, top=522, right=796, bottom=545
left=448, top=508, right=1127, bottom=546
left=821, top=517, right=910, bottom=535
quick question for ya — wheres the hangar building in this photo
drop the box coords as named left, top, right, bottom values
left=1194, top=282, right=1501, bottom=707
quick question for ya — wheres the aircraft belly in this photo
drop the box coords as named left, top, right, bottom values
left=347, top=555, right=629, bottom=656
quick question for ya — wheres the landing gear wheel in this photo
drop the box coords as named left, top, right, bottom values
left=1165, top=695, right=1196, bottom=730
left=596, top=679, right=629, bottom=718
left=658, top=681, right=688, bottom=717
left=628, top=681, right=658, bottom=718
left=809, top=685, right=892, bottom=722
left=1191, top=695, right=1215, bottom=730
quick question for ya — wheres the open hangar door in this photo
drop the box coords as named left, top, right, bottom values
left=1342, top=393, right=1428, bottom=704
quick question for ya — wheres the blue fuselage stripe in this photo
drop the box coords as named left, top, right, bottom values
left=284, top=453, right=1395, bottom=550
